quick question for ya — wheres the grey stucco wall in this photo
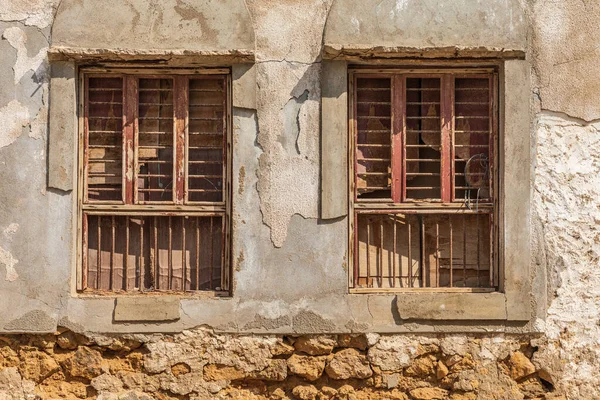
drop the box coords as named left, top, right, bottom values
left=1, top=0, right=600, bottom=393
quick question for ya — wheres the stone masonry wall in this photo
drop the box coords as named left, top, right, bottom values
left=0, top=329, right=563, bottom=400
left=1, top=0, right=600, bottom=399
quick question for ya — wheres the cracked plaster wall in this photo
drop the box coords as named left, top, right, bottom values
left=0, top=0, right=599, bottom=398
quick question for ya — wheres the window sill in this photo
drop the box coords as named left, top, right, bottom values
left=394, top=292, right=508, bottom=321
left=350, top=287, right=496, bottom=294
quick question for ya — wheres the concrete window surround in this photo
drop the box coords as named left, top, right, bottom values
left=321, top=59, right=532, bottom=322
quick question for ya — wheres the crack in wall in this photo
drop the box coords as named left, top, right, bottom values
left=280, top=89, right=309, bottom=155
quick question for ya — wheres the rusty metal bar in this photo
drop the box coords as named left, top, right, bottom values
left=97, top=215, right=101, bottom=289
left=82, top=214, right=88, bottom=289
left=436, top=221, right=440, bottom=288
left=196, top=217, right=200, bottom=291
left=408, top=219, right=412, bottom=287
left=420, top=216, right=425, bottom=287
left=168, top=216, right=172, bottom=290
left=353, top=212, right=359, bottom=288
left=366, top=218, right=371, bottom=287
left=392, top=217, right=397, bottom=288
left=152, top=216, right=157, bottom=289
left=463, top=214, right=467, bottom=287
left=449, top=215, right=453, bottom=288
left=139, top=218, right=144, bottom=291
left=489, top=213, right=494, bottom=288
left=182, top=216, right=187, bottom=290
left=124, top=216, right=129, bottom=290
left=378, top=221, right=383, bottom=288
left=111, top=215, right=115, bottom=290
left=209, top=216, right=214, bottom=290
left=477, top=213, right=481, bottom=287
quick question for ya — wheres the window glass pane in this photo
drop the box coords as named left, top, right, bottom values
left=454, top=77, right=492, bottom=202
left=405, top=77, right=441, bottom=200
left=137, top=78, right=174, bottom=203
left=84, top=214, right=223, bottom=292
left=187, top=78, right=226, bottom=203
left=355, top=77, right=392, bottom=200
left=86, top=77, right=123, bottom=201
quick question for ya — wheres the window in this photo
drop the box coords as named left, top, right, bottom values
left=350, top=68, right=498, bottom=292
left=78, top=70, right=230, bottom=294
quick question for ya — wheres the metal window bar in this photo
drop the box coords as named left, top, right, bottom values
left=82, top=214, right=224, bottom=293
left=354, top=212, right=493, bottom=290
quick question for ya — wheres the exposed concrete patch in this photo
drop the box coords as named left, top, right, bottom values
left=293, top=311, right=336, bottom=334
left=2, top=26, right=47, bottom=84
left=243, top=314, right=291, bottom=330
left=0, top=246, right=18, bottom=281
left=3, top=310, right=56, bottom=332
left=0, top=100, right=29, bottom=148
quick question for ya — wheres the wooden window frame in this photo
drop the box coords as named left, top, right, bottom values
left=75, top=67, right=232, bottom=296
left=348, top=66, right=500, bottom=294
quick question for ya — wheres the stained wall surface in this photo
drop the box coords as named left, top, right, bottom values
left=0, top=0, right=599, bottom=398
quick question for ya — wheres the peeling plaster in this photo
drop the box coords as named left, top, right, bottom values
left=0, top=0, right=59, bottom=29
left=0, top=100, right=29, bottom=148
left=29, top=82, right=48, bottom=140
left=255, top=63, right=322, bottom=247
left=0, top=246, right=18, bottom=282
left=281, top=89, right=308, bottom=155
left=2, top=26, right=48, bottom=84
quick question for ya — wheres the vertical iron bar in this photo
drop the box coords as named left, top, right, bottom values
left=420, top=216, right=425, bottom=288
left=392, top=217, right=397, bottom=288
left=168, top=216, right=172, bottom=290
left=182, top=217, right=187, bottom=291
left=353, top=212, right=359, bottom=288
left=489, top=213, right=494, bottom=288
left=408, top=219, right=412, bottom=288
left=379, top=220, right=383, bottom=288
left=449, top=215, right=453, bottom=288
left=477, top=213, right=481, bottom=287
left=196, top=217, right=200, bottom=290
left=139, top=218, right=144, bottom=291
left=435, top=220, right=440, bottom=288
left=153, top=216, right=158, bottom=289
left=111, top=215, right=115, bottom=290
left=124, top=216, right=129, bottom=291
left=209, top=217, right=214, bottom=290
left=97, top=215, right=101, bottom=290
left=463, top=214, right=467, bottom=287
left=82, top=214, right=88, bottom=290
left=366, top=219, right=371, bottom=287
